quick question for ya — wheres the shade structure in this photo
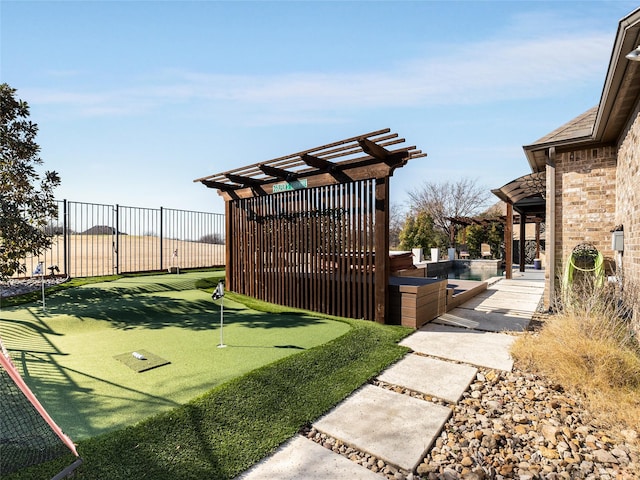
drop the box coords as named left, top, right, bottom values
left=195, top=129, right=426, bottom=323
left=492, top=172, right=546, bottom=276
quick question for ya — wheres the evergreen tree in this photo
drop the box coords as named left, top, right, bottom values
left=399, top=211, right=448, bottom=251
left=0, top=84, right=60, bottom=279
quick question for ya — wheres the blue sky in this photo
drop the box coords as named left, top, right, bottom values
left=1, top=1, right=637, bottom=215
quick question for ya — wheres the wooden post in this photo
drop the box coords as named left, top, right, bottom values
left=374, top=177, right=390, bottom=324
left=505, top=203, right=513, bottom=279
left=535, top=220, right=540, bottom=259
left=225, top=200, right=233, bottom=291
left=519, top=209, right=526, bottom=272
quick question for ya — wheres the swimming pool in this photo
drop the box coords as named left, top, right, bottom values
left=439, top=267, right=504, bottom=282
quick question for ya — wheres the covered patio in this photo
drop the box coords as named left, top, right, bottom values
left=492, top=172, right=546, bottom=279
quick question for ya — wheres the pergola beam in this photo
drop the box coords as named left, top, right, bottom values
left=202, top=180, right=240, bottom=192
left=300, top=153, right=338, bottom=172
left=195, top=129, right=426, bottom=199
left=359, top=138, right=391, bottom=161
left=226, top=173, right=264, bottom=187
left=358, top=138, right=409, bottom=166
left=259, top=164, right=297, bottom=181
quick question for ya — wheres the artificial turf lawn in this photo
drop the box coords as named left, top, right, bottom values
left=2, top=274, right=413, bottom=480
left=0, top=272, right=349, bottom=440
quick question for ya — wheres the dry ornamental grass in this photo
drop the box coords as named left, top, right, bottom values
left=511, top=275, right=640, bottom=437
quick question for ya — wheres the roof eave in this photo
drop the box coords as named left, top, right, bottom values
left=522, top=8, right=640, bottom=168
left=593, top=7, right=640, bottom=142
left=523, top=135, right=595, bottom=172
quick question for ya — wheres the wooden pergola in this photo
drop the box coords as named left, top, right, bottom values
left=194, top=129, right=426, bottom=323
left=492, top=172, right=546, bottom=278
left=448, top=213, right=543, bottom=251
left=447, top=215, right=503, bottom=249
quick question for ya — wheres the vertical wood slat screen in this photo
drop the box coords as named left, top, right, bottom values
left=228, top=179, right=377, bottom=320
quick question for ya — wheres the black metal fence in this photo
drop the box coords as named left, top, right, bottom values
left=17, top=200, right=225, bottom=278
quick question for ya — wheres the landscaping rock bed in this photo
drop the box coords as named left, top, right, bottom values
left=303, top=367, right=639, bottom=479
left=0, top=277, right=68, bottom=299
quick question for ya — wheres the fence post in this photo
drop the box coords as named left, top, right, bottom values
left=63, top=199, right=68, bottom=277
left=160, top=206, right=164, bottom=271
left=114, top=204, right=120, bottom=275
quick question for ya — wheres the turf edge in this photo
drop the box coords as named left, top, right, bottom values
left=4, top=278, right=412, bottom=480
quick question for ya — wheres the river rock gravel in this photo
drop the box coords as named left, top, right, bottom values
left=302, top=365, right=639, bottom=479
left=0, top=277, right=68, bottom=299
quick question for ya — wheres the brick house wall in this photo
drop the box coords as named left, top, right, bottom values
left=534, top=8, right=640, bottom=321
left=615, top=98, right=640, bottom=330
left=544, top=100, right=639, bottom=329
left=551, top=146, right=617, bottom=282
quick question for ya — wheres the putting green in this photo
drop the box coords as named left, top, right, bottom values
left=0, top=272, right=349, bottom=440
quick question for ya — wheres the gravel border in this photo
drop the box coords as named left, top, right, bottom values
left=0, top=276, right=69, bottom=299
left=302, top=364, right=639, bottom=480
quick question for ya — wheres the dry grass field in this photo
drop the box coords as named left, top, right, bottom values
left=15, top=235, right=225, bottom=278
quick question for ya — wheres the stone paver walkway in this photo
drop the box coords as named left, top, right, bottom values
left=434, top=278, right=545, bottom=332
left=313, top=385, right=451, bottom=472
left=399, top=323, right=518, bottom=371
left=237, top=271, right=545, bottom=479
left=377, top=354, right=477, bottom=403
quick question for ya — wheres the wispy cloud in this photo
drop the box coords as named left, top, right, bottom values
left=25, top=23, right=613, bottom=124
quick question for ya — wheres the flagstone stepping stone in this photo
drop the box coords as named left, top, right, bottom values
left=378, top=353, right=477, bottom=403
left=313, top=384, right=451, bottom=472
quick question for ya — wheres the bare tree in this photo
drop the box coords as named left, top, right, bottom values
left=407, top=178, right=490, bottom=246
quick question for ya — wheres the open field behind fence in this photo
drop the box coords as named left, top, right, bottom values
left=21, top=235, right=225, bottom=278
left=12, top=200, right=225, bottom=278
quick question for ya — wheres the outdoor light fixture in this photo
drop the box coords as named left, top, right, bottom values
left=625, top=45, right=640, bottom=61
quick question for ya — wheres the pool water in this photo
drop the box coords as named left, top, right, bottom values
left=445, top=270, right=503, bottom=282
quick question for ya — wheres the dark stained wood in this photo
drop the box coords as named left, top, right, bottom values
left=216, top=162, right=404, bottom=201
left=226, top=173, right=264, bottom=187
left=259, top=164, right=297, bottom=181
left=374, top=177, right=390, bottom=324
left=301, top=153, right=338, bottom=172
left=196, top=129, right=426, bottom=200
left=519, top=210, right=526, bottom=272
left=202, top=180, right=240, bottom=191
left=357, top=138, right=411, bottom=167
left=222, top=179, right=378, bottom=319
left=505, top=203, right=513, bottom=279
left=366, top=179, right=374, bottom=320
left=358, top=137, right=392, bottom=161
left=225, top=201, right=233, bottom=290
left=201, top=131, right=422, bottom=323
left=535, top=220, right=541, bottom=260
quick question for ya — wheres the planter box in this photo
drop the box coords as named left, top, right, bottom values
left=388, top=277, right=447, bottom=329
